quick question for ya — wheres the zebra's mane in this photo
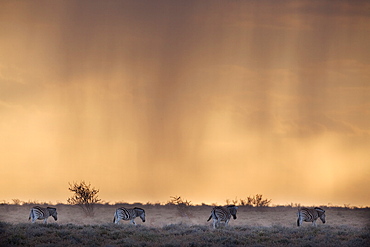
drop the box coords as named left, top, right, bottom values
left=314, top=207, right=325, bottom=215
left=227, top=205, right=238, bottom=210
left=134, top=207, right=145, bottom=212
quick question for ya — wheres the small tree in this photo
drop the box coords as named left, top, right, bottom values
left=240, top=194, right=271, bottom=207
left=253, top=194, right=271, bottom=207
left=67, top=181, right=101, bottom=217
left=225, top=197, right=239, bottom=206
left=169, top=196, right=193, bottom=217
left=12, top=199, right=22, bottom=205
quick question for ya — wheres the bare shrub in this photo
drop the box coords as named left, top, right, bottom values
left=169, top=196, right=193, bottom=217
left=23, top=200, right=42, bottom=205
left=67, top=181, right=101, bottom=217
left=253, top=194, right=271, bottom=207
left=344, top=204, right=352, bottom=209
left=225, top=198, right=239, bottom=206
left=286, top=202, right=301, bottom=208
left=239, top=197, right=254, bottom=206
left=11, top=199, right=22, bottom=205
left=240, top=194, right=271, bottom=207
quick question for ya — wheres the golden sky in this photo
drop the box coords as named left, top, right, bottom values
left=1, top=0, right=370, bottom=206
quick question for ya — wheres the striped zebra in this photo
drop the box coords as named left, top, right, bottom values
left=113, top=207, right=146, bottom=225
left=207, top=205, right=238, bottom=229
left=28, top=206, right=58, bottom=224
left=297, top=207, right=326, bottom=227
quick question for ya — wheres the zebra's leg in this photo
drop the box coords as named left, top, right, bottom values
left=44, top=218, right=47, bottom=224
left=298, top=217, right=303, bottom=227
left=216, top=219, right=221, bottom=229
left=30, top=210, right=36, bottom=223
left=131, top=219, right=136, bottom=225
left=225, top=219, right=230, bottom=227
left=312, top=220, right=317, bottom=227
left=31, top=214, right=37, bottom=223
left=212, top=219, right=217, bottom=229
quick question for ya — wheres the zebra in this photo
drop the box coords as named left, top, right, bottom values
left=113, top=207, right=146, bottom=225
left=28, top=206, right=58, bottom=224
left=297, top=207, right=326, bottom=227
left=207, top=205, right=238, bottom=229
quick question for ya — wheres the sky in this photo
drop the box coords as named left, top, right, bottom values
left=0, top=0, right=369, bottom=206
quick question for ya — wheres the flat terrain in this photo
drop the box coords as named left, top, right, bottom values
left=1, top=204, right=369, bottom=246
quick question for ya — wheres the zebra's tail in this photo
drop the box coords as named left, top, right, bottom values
left=207, top=214, right=212, bottom=222
left=297, top=210, right=301, bottom=226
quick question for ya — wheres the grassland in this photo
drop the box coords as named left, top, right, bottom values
left=1, top=204, right=369, bottom=246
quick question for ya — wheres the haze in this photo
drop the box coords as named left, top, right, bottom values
left=1, top=0, right=369, bottom=206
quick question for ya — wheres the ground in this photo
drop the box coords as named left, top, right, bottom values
left=0, top=204, right=369, bottom=246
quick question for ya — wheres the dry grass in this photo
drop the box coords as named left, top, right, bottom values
left=1, top=204, right=369, bottom=246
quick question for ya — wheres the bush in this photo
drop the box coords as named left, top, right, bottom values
left=11, top=199, right=22, bottom=205
left=169, top=196, right=193, bottom=217
left=239, top=194, right=271, bottom=207
left=67, top=181, right=101, bottom=217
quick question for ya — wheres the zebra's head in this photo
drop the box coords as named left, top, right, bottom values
left=47, top=207, right=58, bottom=221
left=227, top=205, right=238, bottom=220
left=135, top=207, right=146, bottom=223
left=315, top=207, right=326, bottom=224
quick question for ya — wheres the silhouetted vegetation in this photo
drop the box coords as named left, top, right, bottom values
left=11, top=199, right=22, bottom=205
left=168, top=196, right=193, bottom=217
left=239, top=194, right=272, bottom=207
left=226, top=194, right=272, bottom=207
left=67, top=181, right=101, bottom=217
